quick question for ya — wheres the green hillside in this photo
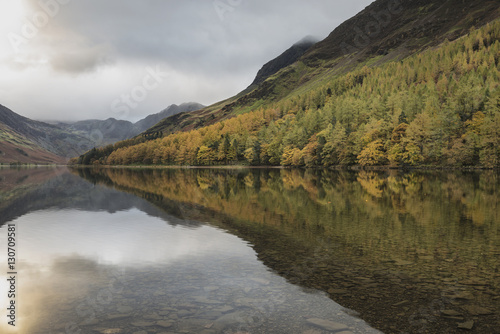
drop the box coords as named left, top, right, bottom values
left=73, top=17, right=500, bottom=168
left=145, top=0, right=500, bottom=135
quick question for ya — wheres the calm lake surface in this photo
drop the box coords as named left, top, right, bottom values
left=0, top=167, right=498, bottom=334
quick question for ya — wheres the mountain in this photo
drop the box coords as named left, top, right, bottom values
left=134, top=102, right=205, bottom=132
left=57, top=118, right=137, bottom=147
left=0, top=122, right=67, bottom=164
left=249, top=36, right=318, bottom=87
left=141, top=0, right=500, bottom=137
left=0, top=104, right=93, bottom=163
left=305, top=0, right=500, bottom=63
left=59, top=102, right=205, bottom=145
left=0, top=102, right=204, bottom=164
left=74, top=0, right=500, bottom=167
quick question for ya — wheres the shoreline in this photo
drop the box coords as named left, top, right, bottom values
left=1, top=163, right=498, bottom=171
left=65, top=164, right=499, bottom=171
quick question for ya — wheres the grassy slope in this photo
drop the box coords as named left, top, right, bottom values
left=0, top=124, right=67, bottom=164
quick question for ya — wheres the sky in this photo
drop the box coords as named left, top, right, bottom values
left=0, top=0, right=373, bottom=122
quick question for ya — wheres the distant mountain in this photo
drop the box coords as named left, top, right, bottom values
left=250, top=36, right=318, bottom=86
left=134, top=102, right=205, bottom=132
left=59, top=102, right=204, bottom=146
left=58, top=118, right=137, bottom=146
left=0, top=102, right=204, bottom=164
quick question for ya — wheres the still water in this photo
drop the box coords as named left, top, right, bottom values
left=0, top=167, right=499, bottom=334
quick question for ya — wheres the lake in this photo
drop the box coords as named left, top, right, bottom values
left=0, top=167, right=499, bottom=334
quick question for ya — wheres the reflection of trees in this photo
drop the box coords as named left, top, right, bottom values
left=357, top=171, right=385, bottom=198
left=73, top=168, right=500, bottom=270
left=73, top=167, right=500, bottom=334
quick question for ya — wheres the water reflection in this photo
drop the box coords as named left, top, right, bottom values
left=0, top=168, right=380, bottom=334
left=70, top=167, right=500, bottom=334
left=18, top=209, right=249, bottom=267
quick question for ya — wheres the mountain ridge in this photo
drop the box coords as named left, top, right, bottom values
left=249, top=36, right=318, bottom=87
left=0, top=102, right=204, bottom=164
left=0, top=121, right=67, bottom=164
left=142, top=0, right=500, bottom=137
left=0, top=103, right=92, bottom=161
left=58, top=102, right=205, bottom=146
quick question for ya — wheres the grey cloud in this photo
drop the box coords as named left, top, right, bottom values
left=28, top=0, right=373, bottom=76
left=1, top=0, right=374, bottom=121
left=49, top=43, right=115, bottom=74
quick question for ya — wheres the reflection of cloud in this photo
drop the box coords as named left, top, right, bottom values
left=0, top=208, right=255, bottom=333
left=51, top=255, right=100, bottom=275
left=0, top=255, right=113, bottom=334
left=13, top=208, right=254, bottom=267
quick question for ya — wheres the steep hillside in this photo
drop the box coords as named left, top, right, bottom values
left=134, top=102, right=204, bottom=132
left=0, top=104, right=92, bottom=162
left=0, top=123, right=67, bottom=164
left=249, top=36, right=318, bottom=87
left=303, top=0, right=499, bottom=63
left=75, top=17, right=500, bottom=168
left=146, top=0, right=500, bottom=136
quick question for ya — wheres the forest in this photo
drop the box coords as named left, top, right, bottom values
left=71, top=21, right=500, bottom=168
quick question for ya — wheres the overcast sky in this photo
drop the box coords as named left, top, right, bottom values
left=0, top=0, right=373, bottom=122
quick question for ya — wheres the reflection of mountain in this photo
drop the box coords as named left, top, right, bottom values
left=0, top=168, right=200, bottom=228
left=72, top=167, right=500, bottom=334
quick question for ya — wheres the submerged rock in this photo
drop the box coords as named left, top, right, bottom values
left=131, top=321, right=156, bottom=327
left=441, top=309, right=462, bottom=316
left=457, top=320, right=474, bottom=330
left=462, top=305, right=493, bottom=315
left=306, top=318, right=349, bottom=332
left=156, top=320, right=173, bottom=328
